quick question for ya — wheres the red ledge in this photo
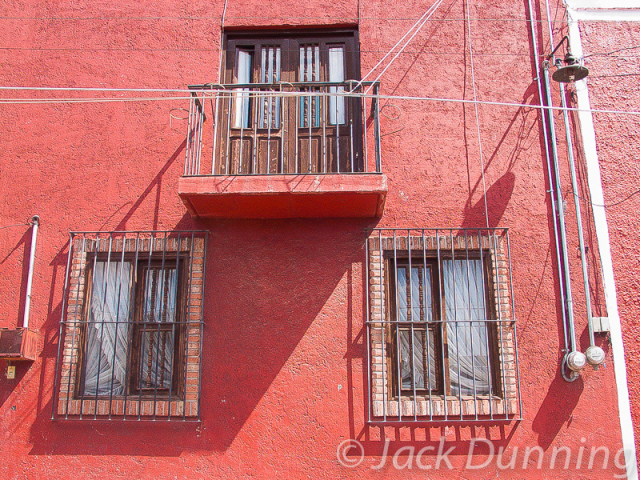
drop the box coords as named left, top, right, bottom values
left=179, top=174, right=387, bottom=219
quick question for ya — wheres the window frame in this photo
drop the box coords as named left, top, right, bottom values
left=216, top=28, right=363, bottom=175
left=222, top=29, right=360, bottom=85
left=367, top=230, right=521, bottom=422
left=54, top=231, right=207, bottom=421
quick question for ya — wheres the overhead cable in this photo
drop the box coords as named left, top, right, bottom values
left=360, top=0, right=445, bottom=93
left=465, top=0, right=490, bottom=228
left=3, top=91, right=640, bottom=117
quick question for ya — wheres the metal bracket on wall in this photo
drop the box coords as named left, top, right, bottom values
left=591, top=316, right=610, bottom=333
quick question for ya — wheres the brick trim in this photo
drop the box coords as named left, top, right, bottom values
left=56, top=234, right=205, bottom=419
left=368, top=232, right=519, bottom=420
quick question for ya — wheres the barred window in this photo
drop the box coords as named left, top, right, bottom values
left=53, top=231, right=207, bottom=421
left=367, top=229, right=521, bottom=422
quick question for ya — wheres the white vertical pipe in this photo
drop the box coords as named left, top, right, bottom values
left=22, top=215, right=39, bottom=330
left=567, top=8, right=638, bottom=479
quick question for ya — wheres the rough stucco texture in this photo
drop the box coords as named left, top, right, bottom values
left=579, top=19, right=640, bottom=465
left=0, top=0, right=629, bottom=478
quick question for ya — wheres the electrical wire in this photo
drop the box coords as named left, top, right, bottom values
left=0, top=86, right=191, bottom=93
left=3, top=90, right=640, bottom=118
left=0, top=46, right=549, bottom=57
left=0, top=222, right=30, bottom=231
left=0, top=96, right=193, bottom=104
left=584, top=44, right=640, bottom=58
left=570, top=189, right=640, bottom=209
left=353, top=0, right=444, bottom=92
left=363, top=0, right=445, bottom=93
left=589, top=73, right=640, bottom=78
left=464, top=0, right=489, bottom=229
left=0, top=15, right=551, bottom=22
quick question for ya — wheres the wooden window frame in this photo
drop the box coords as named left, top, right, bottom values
left=216, top=29, right=363, bottom=175
left=385, top=252, right=502, bottom=400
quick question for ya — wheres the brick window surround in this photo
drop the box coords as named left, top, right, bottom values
left=54, top=231, right=206, bottom=420
left=367, top=229, right=520, bottom=422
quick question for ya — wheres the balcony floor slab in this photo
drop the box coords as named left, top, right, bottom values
left=179, top=174, right=387, bottom=219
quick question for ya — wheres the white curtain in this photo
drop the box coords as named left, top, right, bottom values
left=444, top=259, right=491, bottom=396
left=233, top=50, right=253, bottom=129
left=83, top=260, right=132, bottom=396
left=397, top=266, right=437, bottom=391
left=299, top=45, right=320, bottom=128
left=328, top=46, right=345, bottom=125
left=258, top=46, right=281, bottom=129
left=138, top=268, right=177, bottom=390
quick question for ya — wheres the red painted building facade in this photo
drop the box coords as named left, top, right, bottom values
left=0, top=0, right=637, bottom=478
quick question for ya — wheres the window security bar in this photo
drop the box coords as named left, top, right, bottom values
left=366, top=228, right=522, bottom=423
left=52, top=230, right=208, bottom=421
left=183, top=81, right=382, bottom=176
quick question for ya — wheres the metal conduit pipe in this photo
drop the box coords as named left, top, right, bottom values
left=558, top=79, right=595, bottom=347
left=542, top=63, right=588, bottom=379
left=558, top=77, right=606, bottom=368
left=541, top=3, right=599, bottom=373
left=525, top=0, right=572, bottom=366
left=23, top=215, right=39, bottom=330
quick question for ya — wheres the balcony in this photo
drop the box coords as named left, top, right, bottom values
left=178, top=82, right=387, bottom=219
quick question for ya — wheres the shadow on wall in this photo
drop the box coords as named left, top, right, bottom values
left=531, top=368, right=584, bottom=450
left=531, top=328, right=606, bottom=449
left=28, top=216, right=373, bottom=456
left=1, top=226, right=37, bottom=433
left=461, top=171, right=516, bottom=229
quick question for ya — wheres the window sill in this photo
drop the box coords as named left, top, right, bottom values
left=57, top=398, right=198, bottom=419
left=373, top=395, right=519, bottom=419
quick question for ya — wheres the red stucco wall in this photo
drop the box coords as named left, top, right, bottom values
left=0, top=0, right=630, bottom=478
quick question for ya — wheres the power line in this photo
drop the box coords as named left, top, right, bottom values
left=465, top=0, right=490, bottom=228
left=0, top=15, right=549, bottom=22
left=0, top=46, right=545, bottom=57
left=0, top=222, right=30, bottom=231
left=570, top=189, right=640, bottom=209
left=584, top=44, right=640, bottom=58
left=589, top=73, right=640, bottom=78
left=2, top=89, right=640, bottom=117
left=359, top=0, right=445, bottom=92
left=2, top=45, right=634, bottom=58
left=0, top=96, right=194, bottom=104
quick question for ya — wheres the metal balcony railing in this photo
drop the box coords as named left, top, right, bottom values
left=184, top=81, right=381, bottom=176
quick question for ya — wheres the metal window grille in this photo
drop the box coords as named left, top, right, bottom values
left=366, top=228, right=522, bottom=423
left=52, top=230, right=207, bottom=421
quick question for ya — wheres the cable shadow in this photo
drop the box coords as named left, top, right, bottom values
left=112, top=138, right=187, bottom=232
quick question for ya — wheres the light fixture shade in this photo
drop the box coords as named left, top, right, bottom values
left=552, top=52, right=589, bottom=83
left=552, top=64, right=590, bottom=83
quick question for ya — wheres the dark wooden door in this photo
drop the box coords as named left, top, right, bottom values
left=218, top=31, right=361, bottom=175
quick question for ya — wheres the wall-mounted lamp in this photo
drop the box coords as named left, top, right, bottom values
left=548, top=36, right=589, bottom=83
